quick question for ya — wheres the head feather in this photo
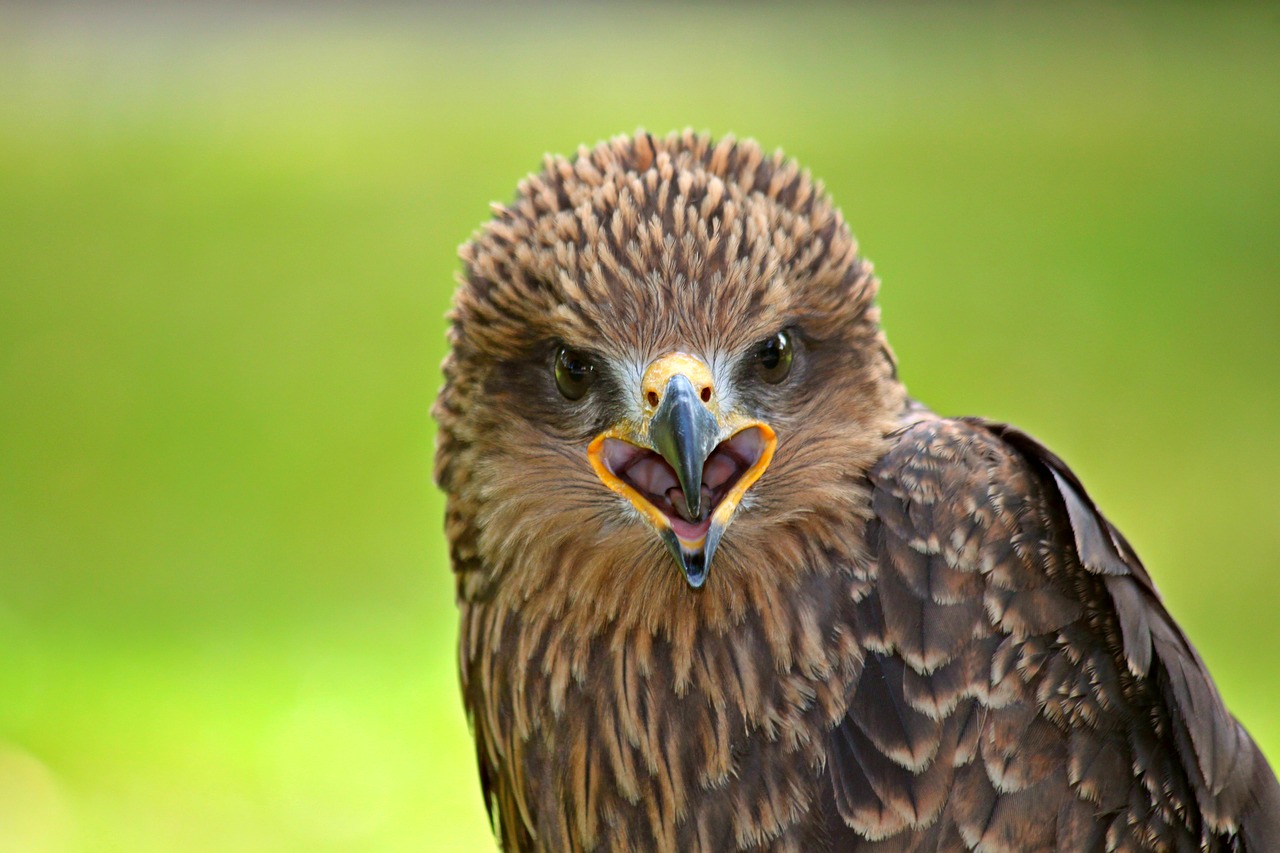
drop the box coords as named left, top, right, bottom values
left=453, top=130, right=879, bottom=364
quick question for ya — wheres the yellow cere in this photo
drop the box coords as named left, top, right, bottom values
left=642, top=353, right=720, bottom=416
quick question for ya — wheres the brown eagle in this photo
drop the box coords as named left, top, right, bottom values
left=433, top=131, right=1279, bottom=851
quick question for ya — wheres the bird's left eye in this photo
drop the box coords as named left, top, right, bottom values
left=752, top=331, right=794, bottom=384
left=554, top=347, right=597, bottom=400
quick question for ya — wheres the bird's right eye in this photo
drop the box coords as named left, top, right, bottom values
left=554, top=347, right=597, bottom=400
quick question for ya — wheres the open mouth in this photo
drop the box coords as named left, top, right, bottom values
left=598, top=427, right=769, bottom=542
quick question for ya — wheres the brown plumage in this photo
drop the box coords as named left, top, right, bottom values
left=434, top=130, right=1279, bottom=851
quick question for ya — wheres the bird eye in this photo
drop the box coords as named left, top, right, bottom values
left=554, top=347, right=597, bottom=400
left=753, top=331, right=794, bottom=384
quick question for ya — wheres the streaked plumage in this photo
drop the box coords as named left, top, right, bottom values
left=434, top=131, right=1278, bottom=851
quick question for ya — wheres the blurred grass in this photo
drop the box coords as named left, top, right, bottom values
left=0, top=2, right=1277, bottom=850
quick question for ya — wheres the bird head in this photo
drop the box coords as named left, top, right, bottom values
left=436, top=131, right=904, bottom=612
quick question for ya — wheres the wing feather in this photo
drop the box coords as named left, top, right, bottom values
left=981, top=419, right=1279, bottom=848
left=822, top=414, right=1278, bottom=850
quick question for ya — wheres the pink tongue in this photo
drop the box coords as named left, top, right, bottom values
left=669, top=513, right=711, bottom=541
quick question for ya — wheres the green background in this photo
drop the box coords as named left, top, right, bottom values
left=1, top=3, right=1277, bottom=850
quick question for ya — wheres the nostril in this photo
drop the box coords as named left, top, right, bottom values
left=647, top=390, right=660, bottom=407
left=700, top=386, right=712, bottom=403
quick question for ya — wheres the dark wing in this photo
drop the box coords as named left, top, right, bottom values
left=821, top=416, right=1279, bottom=852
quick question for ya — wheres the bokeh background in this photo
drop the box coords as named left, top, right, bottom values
left=1, top=2, right=1278, bottom=850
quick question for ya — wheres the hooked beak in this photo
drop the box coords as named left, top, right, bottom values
left=587, top=353, right=776, bottom=588
left=649, top=373, right=718, bottom=520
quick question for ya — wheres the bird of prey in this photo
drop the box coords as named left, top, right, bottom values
left=434, top=131, right=1278, bottom=852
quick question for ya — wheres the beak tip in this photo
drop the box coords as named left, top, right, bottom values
left=677, top=525, right=725, bottom=590
left=681, top=551, right=708, bottom=589
left=663, top=531, right=711, bottom=590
